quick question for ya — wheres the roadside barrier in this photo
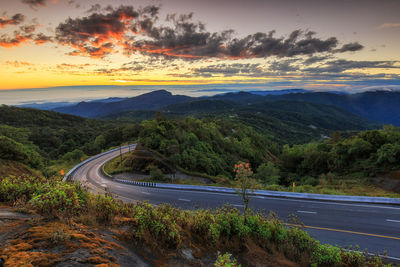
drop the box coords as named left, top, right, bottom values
left=115, top=179, right=157, bottom=188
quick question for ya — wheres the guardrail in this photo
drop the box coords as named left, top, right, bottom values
left=115, top=179, right=157, bottom=188
left=63, top=144, right=135, bottom=182
left=113, top=179, right=400, bottom=205
left=67, top=144, right=400, bottom=205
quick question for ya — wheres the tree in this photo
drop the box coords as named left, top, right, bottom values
left=233, top=161, right=257, bottom=220
left=63, top=149, right=86, bottom=163
left=93, top=134, right=106, bottom=151
left=255, top=162, right=280, bottom=185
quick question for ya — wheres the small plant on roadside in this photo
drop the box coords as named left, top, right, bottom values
left=233, top=161, right=256, bottom=220
left=51, top=229, right=71, bottom=244
left=214, top=252, right=241, bottom=267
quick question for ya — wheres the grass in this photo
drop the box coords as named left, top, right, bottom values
left=103, top=152, right=133, bottom=175
left=0, top=174, right=393, bottom=266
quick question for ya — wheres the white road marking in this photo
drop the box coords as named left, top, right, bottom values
left=150, top=188, right=400, bottom=211
left=255, top=196, right=265, bottom=199
left=297, top=210, right=317, bottom=214
left=141, top=192, right=151, bottom=195
left=232, top=204, right=245, bottom=208
left=178, top=198, right=191, bottom=202
left=346, top=249, right=400, bottom=262
left=386, top=219, right=400, bottom=223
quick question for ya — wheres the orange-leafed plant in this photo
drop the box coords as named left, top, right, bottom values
left=233, top=161, right=256, bottom=220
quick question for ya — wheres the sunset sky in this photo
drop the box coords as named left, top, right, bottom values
left=1, top=0, right=400, bottom=103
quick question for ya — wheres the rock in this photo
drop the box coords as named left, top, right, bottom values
left=181, top=248, right=195, bottom=260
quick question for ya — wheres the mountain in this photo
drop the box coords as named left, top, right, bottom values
left=264, top=91, right=400, bottom=125
left=0, top=105, right=114, bottom=160
left=248, top=89, right=309, bottom=96
left=17, top=102, right=76, bottom=110
left=51, top=89, right=400, bottom=126
left=103, top=98, right=378, bottom=144
left=53, top=90, right=193, bottom=118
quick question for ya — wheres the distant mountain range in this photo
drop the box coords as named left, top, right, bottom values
left=53, top=90, right=192, bottom=118
left=16, top=89, right=400, bottom=126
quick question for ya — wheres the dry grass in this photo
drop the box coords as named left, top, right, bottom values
left=0, top=216, right=124, bottom=267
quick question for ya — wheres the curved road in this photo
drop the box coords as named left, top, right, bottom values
left=70, top=146, right=400, bottom=261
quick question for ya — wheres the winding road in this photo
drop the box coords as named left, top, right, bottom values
left=70, top=145, right=400, bottom=262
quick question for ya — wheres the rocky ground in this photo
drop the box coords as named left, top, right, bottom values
left=0, top=204, right=150, bottom=267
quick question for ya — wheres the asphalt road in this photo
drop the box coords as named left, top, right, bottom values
left=71, top=146, right=400, bottom=261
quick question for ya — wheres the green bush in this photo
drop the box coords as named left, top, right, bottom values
left=214, top=252, right=241, bottom=267
left=0, top=175, right=47, bottom=202
left=93, top=194, right=121, bottom=223
left=29, top=181, right=88, bottom=219
left=0, top=174, right=386, bottom=266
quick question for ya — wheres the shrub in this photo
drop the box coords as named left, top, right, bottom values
left=0, top=175, right=47, bottom=203
left=214, top=252, right=241, bottom=267
left=29, top=181, right=88, bottom=219
left=92, top=194, right=121, bottom=223
left=124, top=203, right=182, bottom=249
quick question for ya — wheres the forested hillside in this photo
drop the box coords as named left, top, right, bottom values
left=137, top=117, right=277, bottom=177
left=103, top=99, right=377, bottom=144
left=50, top=89, right=400, bottom=126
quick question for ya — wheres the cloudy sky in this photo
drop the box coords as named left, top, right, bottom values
left=0, top=0, right=400, bottom=102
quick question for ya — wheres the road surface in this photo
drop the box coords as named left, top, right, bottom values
left=70, top=146, right=400, bottom=261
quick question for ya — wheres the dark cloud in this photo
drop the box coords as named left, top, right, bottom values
left=19, top=24, right=37, bottom=34
left=21, top=0, right=78, bottom=8
left=54, top=5, right=364, bottom=60
left=34, top=33, right=53, bottom=44
left=86, top=4, right=102, bottom=14
left=21, top=0, right=47, bottom=7
left=303, top=55, right=331, bottom=65
left=336, top=42, right=363, bottom=52
left=304, top=59, right=399, bottom=73
left=0, top=13, right=25, bottom=28
left=268, top=59, right=298, bottom=73
left=190, top=63, right=263, bottom=77
left=55, top=5, right=146, bottom=58
left=0, top=32, right=33, bottom=48
left=0, top=30, right=52, bottom=48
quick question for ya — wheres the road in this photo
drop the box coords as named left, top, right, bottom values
left=70, top=146, right=400, bottom=261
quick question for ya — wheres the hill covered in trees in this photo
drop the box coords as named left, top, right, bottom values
left=47, top=89, right=400, bottom=126
left=103, top=98, right=377, bottom=144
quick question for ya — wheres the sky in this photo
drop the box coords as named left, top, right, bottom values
left=0, top=0, right=400, bottom=104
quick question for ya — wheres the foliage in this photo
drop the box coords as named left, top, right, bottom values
left=214, top=252, right=241, bottom=267
left=133, top=117, right=276, bottom=178
left=62, top=149, right=86, bottom=163
left=233, top=161, right=256, bottom=218
left=278, top=127, right=400, bottom=185
left=0, top=174, right=388, bottom=266
left=147, top=164, right=167, bottom=181
left=254, top=162, right=280, bottom=185
left=0, top=106, right=127, bottom=171
left=29, top=181, right=88, bottom=219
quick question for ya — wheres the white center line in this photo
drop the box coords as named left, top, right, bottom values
left=386, top=219, right=400, bottom=223
left=178, top=198, right=191, bottom=202
left=232, top=204, right=245, bottom=207
left=297, top=210, right=317, bottom=214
